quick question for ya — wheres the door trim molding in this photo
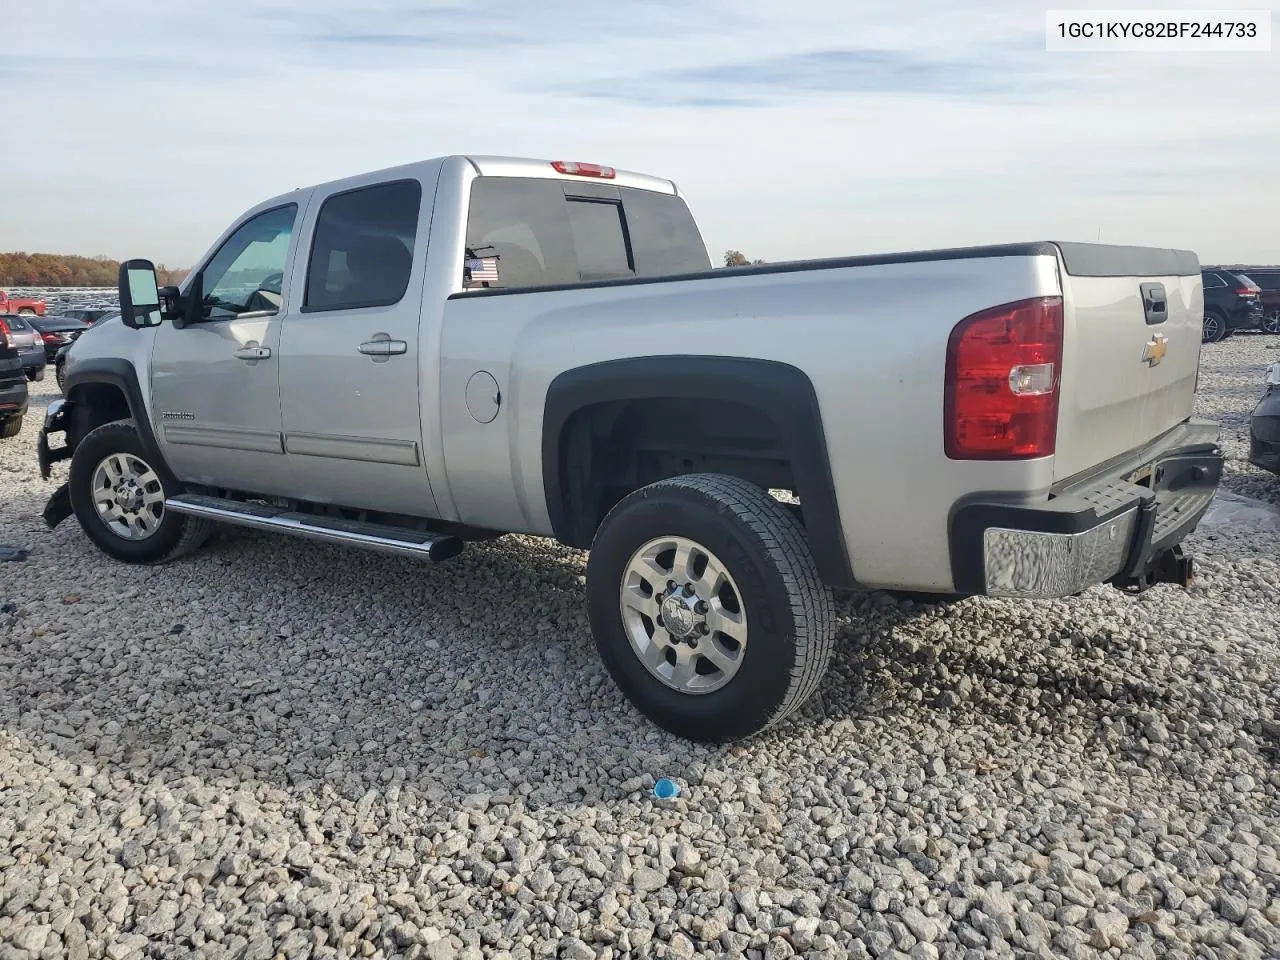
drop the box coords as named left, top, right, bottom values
left=284, top=432, right=421, bottom=466
left=163, top=424, right=285, bottom=454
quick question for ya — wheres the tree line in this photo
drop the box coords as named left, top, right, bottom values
left=724, top=250, right=766, bottom=267
left=0, top=252, right=187, bottom=288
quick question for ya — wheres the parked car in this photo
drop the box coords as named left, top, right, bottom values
left=0, top=290, right=47, bottom=316
left=0, top=313, right=49, bottom=381
left=0, top=334, right=29, bottom=438
left=54, top=310, right=118, bottom=394
left=1242, top=269, right=1280, bottom=334
left=55, top=307, right=116, bottom=326
left=37, top=154, right=1223, bottom=742
left=1201, top=268, right=1264, bottom=342
left=28, top=314, right=92, bottom=364
left=1250, top=362, right=1280, bottom=475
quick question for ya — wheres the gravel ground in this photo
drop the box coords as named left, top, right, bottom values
left=2, top=335, right=1278, bottom=960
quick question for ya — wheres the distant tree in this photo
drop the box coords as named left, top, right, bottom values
left=723, top=250, right=766, bottom=268
left=0, top=252, right=189, bottom=288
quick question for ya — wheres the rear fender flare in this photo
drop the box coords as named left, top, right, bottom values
left=541, top=355, right=855, bottom=589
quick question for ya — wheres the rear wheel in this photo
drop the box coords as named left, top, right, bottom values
left=68, top=419, right=213, bottom=564
left=17, top=308, right=35, bottom=316
left=1264, top=310, right=1280, bottom=335
left=26, top=366, right=45, bottom=382
left=55, top=361, right=66, bottom=394
left=586, top=473, right=836, bottom=742
left=0, top=416, right=21, bottom=439
left=1202, top=310, right=1227, bottom=343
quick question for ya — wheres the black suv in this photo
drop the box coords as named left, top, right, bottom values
left=1, top=334, right=29, bottom=438
left=1201, top=268, right=1264, bottom=342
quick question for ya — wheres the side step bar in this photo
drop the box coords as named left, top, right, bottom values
left=165, top=493, right=464, bottom=562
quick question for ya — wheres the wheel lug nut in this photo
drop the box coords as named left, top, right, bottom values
left=695, top=601, right=708, bottom=614
left=683, top=584, right=695, bottom=597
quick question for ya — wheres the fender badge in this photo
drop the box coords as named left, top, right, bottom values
left=1142, top=334, right=1168, bottom=367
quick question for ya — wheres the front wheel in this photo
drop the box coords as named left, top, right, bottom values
left=68, top=419, right=213, bottom=564
left=55, top=361, right=66, bottom=394
left=1264, top=310, right=1280, bottom=335
left=0, top=416, right=21, bottom=439
left=586, top=474, right=836, bottom=743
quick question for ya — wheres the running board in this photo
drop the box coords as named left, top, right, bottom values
left=164, top=493, right=464, bottom=562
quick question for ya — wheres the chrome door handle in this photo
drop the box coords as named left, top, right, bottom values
left=358, top=339, right=408, bottom=357
left=234, top=344, right=271, bottom=361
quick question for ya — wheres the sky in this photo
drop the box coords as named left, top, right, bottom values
left=1, top=0, right=1277, bottom=267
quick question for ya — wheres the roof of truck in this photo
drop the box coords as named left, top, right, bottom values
left=283, top=155, right=679, bottom=204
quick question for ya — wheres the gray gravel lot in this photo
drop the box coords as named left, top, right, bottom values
left=2, top=335, right=1278, bottom=960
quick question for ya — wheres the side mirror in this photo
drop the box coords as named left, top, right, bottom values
left=118, top=259, right=164, bottom=329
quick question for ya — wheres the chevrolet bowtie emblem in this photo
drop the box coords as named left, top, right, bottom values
left=1142, top=334, right=1168, bottom=366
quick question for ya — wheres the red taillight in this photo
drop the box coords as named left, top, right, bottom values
left=1236, top=287, right=1258, bottom=296
left=945, top=296, right=1064, bottom=460
left=41, top=333, right=60, bottom=343
left=0, top=318, right=9, bottom=338
left=551, top=160, right=616, bottom=179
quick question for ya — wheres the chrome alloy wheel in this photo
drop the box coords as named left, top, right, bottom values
left=619, top=535, right=748, bottom=694
left=90, top=452, right=165, bottom=540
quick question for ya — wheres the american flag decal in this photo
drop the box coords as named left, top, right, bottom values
left=466, top=256, right=499, bottom=287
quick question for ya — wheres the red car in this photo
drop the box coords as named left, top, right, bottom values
left=0, top=290, right=47, bottom=316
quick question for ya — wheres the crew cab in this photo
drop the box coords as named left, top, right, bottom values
left=37, top=155, right=1224, bottom=742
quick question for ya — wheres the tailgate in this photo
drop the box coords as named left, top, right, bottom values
left=1053, top=245, right=1202, bottom=481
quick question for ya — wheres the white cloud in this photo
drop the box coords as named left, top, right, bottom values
left=1, top=0, right=1275, bottom=266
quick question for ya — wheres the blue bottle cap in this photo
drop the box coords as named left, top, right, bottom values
left=653, top=777, right=680, bottom=800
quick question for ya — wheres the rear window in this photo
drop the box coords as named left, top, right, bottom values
left=462, top=177, right=709, bottom=292
left=3, top=315, right=31, bottom=331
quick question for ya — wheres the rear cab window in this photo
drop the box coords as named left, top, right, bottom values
left=461, top=177, right=710, bottom=292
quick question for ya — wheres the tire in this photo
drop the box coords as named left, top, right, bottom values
left=1264, top=310, right=1280, bottom=335
left=586, top=473, right=836, bottom=743
left=26, top=366, right=45, bottom=382
left=68, top=419, right=213, bottom=564
left=55, top=361, right=66, bottom=395
left=17, top=308, right=35, bottom=316
left=0, top=416, right=21, bottom=439
left=1202, top=311, right=1227, bottom=343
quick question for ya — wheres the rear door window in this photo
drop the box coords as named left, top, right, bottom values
left=1202, top=272, right=1226, bottom=288
left=304, top=179, right=422, bottom=312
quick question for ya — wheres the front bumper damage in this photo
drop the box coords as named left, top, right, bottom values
left=37, top=398, right=74, bottom=529
left=950, top=421, right=1224, bottom=598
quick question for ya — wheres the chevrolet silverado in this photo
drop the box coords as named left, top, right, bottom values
left=37, top=155, right=1224, bottom=741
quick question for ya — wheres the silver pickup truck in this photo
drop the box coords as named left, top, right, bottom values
left=38, top=155, right=1224, bottom=742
